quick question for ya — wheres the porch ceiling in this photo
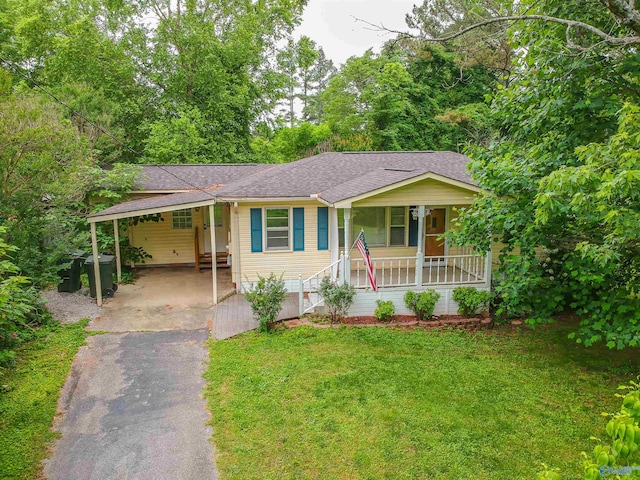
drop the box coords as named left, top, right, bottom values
left=88, top=189, right=217, bottom=223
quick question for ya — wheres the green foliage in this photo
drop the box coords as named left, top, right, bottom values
left=318, top=277, right=356, bottom=324
left=0, top=320, right=88, bottom=479
left=252, top=122, right=333, bottom=163
left=452, top=286, right=493, bottom=317
left=404, top=289, right=440, bottom=320
left=449, top=0, right=640, bottom=348
left=321, top=45, right=497, bottom=152
left=244, top=273, right=287, bottom=333
left=0, top=227, right=52, bottom=370
left=374, top=299, right=395, bottom=322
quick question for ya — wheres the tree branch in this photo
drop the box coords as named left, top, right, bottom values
left=357, top=14, right=640, bottom=47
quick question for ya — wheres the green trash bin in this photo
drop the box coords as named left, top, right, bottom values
left=57, top=250, right=86, bottom=293
left=84, top=254, right=117, bottom=299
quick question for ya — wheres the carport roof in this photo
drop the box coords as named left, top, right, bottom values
left=88, top=189, right=216, bottom=222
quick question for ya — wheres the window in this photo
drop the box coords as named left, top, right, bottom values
left=172, top=209, right=192, bottom=229
left=265, top=208, right=289, bottom=250
left=389, top=207, right=406, bottom=246
left=337, top=207, right=410, bottom=248
left=352, top=207, right=386, bottom=246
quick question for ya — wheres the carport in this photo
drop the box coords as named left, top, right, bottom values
left=87, top=188, right=223, bottom=307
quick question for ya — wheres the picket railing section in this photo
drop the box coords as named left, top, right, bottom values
left=298, top=256, right=344, bottom=315
left=350, top=256, right=416, bottom=289
left=422, top=254, right=486, bottom=286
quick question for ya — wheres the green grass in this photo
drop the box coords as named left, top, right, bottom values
left=0, top=321, right=89, bottom=480
left=205, top=323, right=639, bottom=480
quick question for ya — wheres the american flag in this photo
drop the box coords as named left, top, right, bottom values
left=354, top=230, right=377, bottom=292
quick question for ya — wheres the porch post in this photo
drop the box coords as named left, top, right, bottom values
left=415, top=206, right=426, bottom=286
left=329, top=207, right=339, bottom=277
left=90, top=221, right=102, bottom=307
left=113, top=219, right=122, bottom=283
left=343, top=208, right=351, bottom=285
left=484, top=243, right=493, bottom=288
left=209, top=205, right=218, bottom=305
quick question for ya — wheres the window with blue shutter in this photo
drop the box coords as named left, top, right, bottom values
left=293, top=208, right=304, bottom=251
left=408, top=206, right=418, bottom=247
left=317, top=207, right=329, bottom=251
left=250, top=208, right=262, bottom=252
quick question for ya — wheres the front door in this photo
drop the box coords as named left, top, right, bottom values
left=203, top=205, right=229, bottom=254
left=424, top=208, right=446, bottom=257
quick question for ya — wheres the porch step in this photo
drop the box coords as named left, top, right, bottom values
left=198, top=253, right=230, bottom=270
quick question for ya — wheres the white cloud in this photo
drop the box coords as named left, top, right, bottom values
left=294, top=0, right=419, bottom=66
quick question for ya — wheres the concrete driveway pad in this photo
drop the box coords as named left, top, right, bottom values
left=44, top=329, right=217, bottom=480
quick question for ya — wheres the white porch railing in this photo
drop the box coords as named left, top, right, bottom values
left=351, top=257, right=416, bottom=289
left=298, top=256, right=344, bottom=315
left=422, top=254, right=486, bottom=286
left=350, top=253, right=489, bottom=289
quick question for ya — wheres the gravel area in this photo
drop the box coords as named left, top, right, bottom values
left=42, top=287, right=102, bottom=324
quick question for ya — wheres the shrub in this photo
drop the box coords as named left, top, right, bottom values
left=404, top=290, right=440, bottom=320
left=452, top=286, right=493, bottom=317
left=374, top=300, right=395, bottom=322
left=582, top=378, right=640, bottom=480
left=244, top=273, right=287, bottom=332
left=0, top=228, right=53, bottom=369
left=318, top=277, right=355, bottom=324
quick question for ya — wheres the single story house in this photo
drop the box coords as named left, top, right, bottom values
left=88, top=151, right=491, bottom=316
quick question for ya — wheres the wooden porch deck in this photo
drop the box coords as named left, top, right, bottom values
left=211, top=293, right=299, bottom=340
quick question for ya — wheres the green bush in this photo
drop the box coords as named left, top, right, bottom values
left=452, top=286, right=493, bottom=317
left=404, top=290, right=440, bottom=320
left=318, top=277, right=356, bottom=324
left=0, top=228, right=53, bottom=370
left=244, top=273, right=287, bottom=332
left=374, top=300, right=395, bottom=322
left=582, top=378, right=640, bottom=480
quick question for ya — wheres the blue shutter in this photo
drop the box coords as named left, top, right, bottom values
left=293, top=208, right=305, bottom=251
left=408, top=206, right=418, bottom=247
left=250, top=208, right=262, bottom=252
left=317, top=207, right=329, bottom=251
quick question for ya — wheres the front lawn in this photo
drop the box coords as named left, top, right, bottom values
left=0, top=321, right=89, bottom=480
left=205, top=324, right=638, bottom=479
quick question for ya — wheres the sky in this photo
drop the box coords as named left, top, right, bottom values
left=294, top=0, right=419, bottom=67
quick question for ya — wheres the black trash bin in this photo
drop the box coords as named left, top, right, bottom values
left=57, top=250, right=86, bottom=293
left=84, top=254, right=117, bottom=298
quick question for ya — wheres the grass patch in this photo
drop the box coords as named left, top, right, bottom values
left=205, top=323, right=639, bottom=480
left=0, top=321, right=90, bottom=480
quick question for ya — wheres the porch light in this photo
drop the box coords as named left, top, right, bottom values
left=411, top=207, right=432, bottom=220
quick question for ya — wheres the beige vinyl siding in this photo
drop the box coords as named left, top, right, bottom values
left=238, top=201, right=332, bottom=283
left=128, top=208, right=203, bottom=265
left=366, top=246, right=417, bottom=258
left=353, top=179, right=476, bottom=207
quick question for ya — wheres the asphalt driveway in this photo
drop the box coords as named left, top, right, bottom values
left=44, top=329, right=217, bottom=480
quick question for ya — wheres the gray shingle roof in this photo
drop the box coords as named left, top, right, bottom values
left=90, top=152, right=476, bottom=220
left=212, top=151, right=475, bottom=203
left=135, top=164, right=271, bottom=191
left=88, top=189, right=216, bottom=219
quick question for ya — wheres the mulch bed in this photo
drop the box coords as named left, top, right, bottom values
left=285, top=315, right=494, bottom=331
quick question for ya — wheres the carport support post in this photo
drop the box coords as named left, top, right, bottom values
left=113, top=219, right=122, bottom=283
left=90, top=221, right=103, bottom=307
left=209, top=205, right=218, bottom=305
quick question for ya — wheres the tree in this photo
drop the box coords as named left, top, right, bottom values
left=445, top=0, right=640, bottom=348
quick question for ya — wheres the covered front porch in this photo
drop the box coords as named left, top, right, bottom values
left=299, top=203, right=491, bottom=316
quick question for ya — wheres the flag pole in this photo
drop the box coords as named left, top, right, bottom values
left=348, top=228, right=364, bottom=253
